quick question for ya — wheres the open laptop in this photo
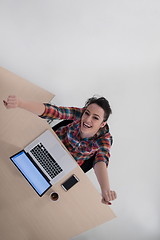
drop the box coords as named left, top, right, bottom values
left=10, top=130, right=77, bottom=196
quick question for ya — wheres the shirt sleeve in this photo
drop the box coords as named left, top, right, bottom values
left=39, top=103, right=83, bottom=121
left=93, top=137, right=112, bottom=167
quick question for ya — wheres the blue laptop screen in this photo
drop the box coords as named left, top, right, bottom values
left=10, top=151, right=51, bottom=196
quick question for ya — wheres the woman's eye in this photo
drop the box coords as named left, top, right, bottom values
left=93, top=116, right=99, bottom=120
left=85, top=111, right=89, bottom=116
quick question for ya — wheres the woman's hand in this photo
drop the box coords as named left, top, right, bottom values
left=94, top=162, right=117, bottom=205
left=101, top=189, right=117, bottom=205
left=3, top=95, right=21, bottom=109
left=3, top=95, right=45, bottom=115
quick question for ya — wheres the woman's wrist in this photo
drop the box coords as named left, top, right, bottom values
left=101, top=186, right=110, bottom=192
left=17, top=97, right=24, bottom=108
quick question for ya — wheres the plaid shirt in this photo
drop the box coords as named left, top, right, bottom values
left=40, top=103, right=113, bottom=167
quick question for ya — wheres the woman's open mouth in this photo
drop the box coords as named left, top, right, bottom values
left=83, top=122, right=92, bottom=128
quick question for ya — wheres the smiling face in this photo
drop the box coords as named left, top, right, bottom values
left=80, top=103, right=107, bottom=139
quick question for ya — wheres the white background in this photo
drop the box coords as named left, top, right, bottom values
left=0, top=1, right=160, bottom=239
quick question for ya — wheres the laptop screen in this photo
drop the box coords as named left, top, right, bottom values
left=10, top=151, right=51, bottom=196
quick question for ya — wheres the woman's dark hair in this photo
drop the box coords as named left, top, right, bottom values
left=84, top=96, right=112, bottom=121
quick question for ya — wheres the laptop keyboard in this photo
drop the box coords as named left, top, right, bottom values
left=30, top=143, right=63, bottom=179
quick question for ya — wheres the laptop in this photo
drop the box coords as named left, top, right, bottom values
left=10, top=130, right=77, bottom=196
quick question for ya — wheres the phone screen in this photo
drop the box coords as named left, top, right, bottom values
left=61, top=175, right=79, bottom=191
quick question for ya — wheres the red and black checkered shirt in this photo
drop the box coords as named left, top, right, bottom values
left=40, top=104, right=113, bottom=167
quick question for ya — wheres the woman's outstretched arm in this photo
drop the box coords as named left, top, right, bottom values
left=3, top=95, right=45, bottom=116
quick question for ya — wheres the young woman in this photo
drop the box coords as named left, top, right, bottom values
left=4, top=95, right=117, bottom=205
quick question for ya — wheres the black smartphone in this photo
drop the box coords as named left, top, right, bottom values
left=61, top=174, right=79, bottom=191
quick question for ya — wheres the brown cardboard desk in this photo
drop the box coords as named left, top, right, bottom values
left=0, top=67, right=115, bottom=240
